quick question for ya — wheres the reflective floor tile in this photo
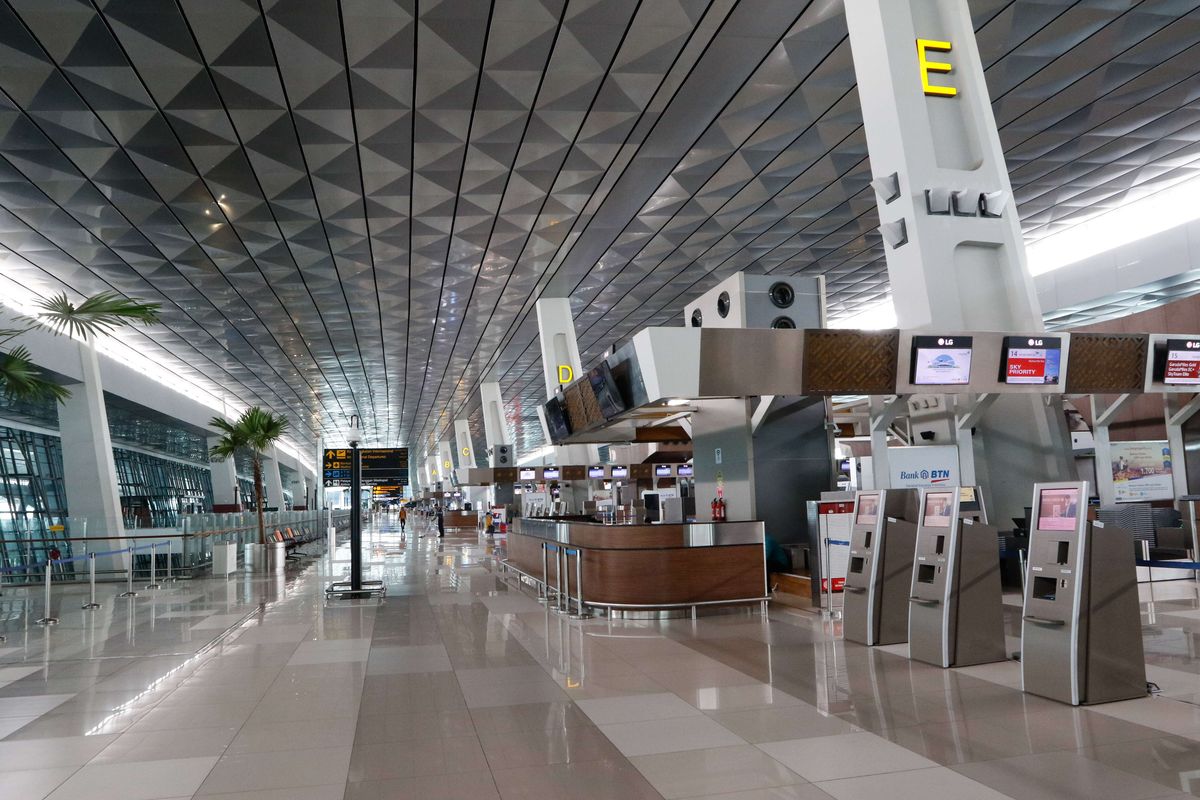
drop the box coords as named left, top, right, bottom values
left=0, top=767, right=75, bottom=800
left=0, top=714, right=37, bottom=738
left=46, top=755, right=219, bottom=800
left=460, top=678, right=570, bottom=709
left=490, top=758, right=662, bottom=800
left=344, top=770, right=501, bottom=800
left=185, top=786, right=344, bottom=800
left=815, top=766, right=1012, bottom=800
left=366, top=644, right=452, bottom=674
left=600, top=715, right=745, bottom=757
left=191, top=614, right=252, bottom=631
left=287, top=638, right=371, bottom=665
left=710, top=705, right=857, bottom=744
left=129, top=701, right=253, bottom=732
left=1081, top=736, right=1200, bottom=795
left=0, top=734, right=119, bottom=769
left=577, top=692, right=703, bottom=725
left=196, top=746, right=353, bottom=795
left=0, top=693, right=74, bottom=718
left=676, top=683, right=803, bottom=712
left=757, top=733, right=937, bottom=782
left=469, top=701, right=595, bottom=735
left=93, top=726, right=240, bottom=763
left=349, top=736, right=489, bottom=781
left=354, top=708, right=476, bottom=743
left=456, top=665, right=555, bottom=687
left=228, top=717, right=358, bottom=754
left=631, top=744, right=805, bottom=798
left=478, top=723, right=623, bottom=767
left=952, top=750, right=1184, bottom=800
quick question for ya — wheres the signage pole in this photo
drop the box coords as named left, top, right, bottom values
left=350, top=442, right=362, bottom=592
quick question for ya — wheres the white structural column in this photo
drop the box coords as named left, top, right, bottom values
left=454, top=419, right=475, bottom=468
left=59, top=340, right=125, bottom=552
left=535, top=298, right=595, bottom=470
left=480, top=382, right=509, bottom=451
left=438, top=440, right=455, bottom=487
left=263, top=447, right=285, bottom=510
left=208, top=434, right=239, bottom=507
left=692, top=399, right=756, bottom=521
left=845, top=0, right=1073, bottom=521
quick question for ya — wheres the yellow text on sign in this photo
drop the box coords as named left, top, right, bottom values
left=916, top=39, right=956, bottom=98
left=557, top=365, right=573, bottom=384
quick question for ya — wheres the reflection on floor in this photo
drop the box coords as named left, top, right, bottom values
left=1, top=515, right=1200, bottom=798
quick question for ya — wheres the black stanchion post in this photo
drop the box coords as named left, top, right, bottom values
left=350, top=441, right=362, bottom=592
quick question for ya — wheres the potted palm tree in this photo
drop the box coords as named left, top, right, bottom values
left=1, top=291, right=160, bottom=401
left=208, top=407, right=290, bottom=571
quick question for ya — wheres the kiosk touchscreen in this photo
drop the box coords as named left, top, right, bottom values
left=908, top=488, right=1006, bottom=668
left=844, top=488, right=920, bottom=646
left=1021, top=482, right=1146, bottom=705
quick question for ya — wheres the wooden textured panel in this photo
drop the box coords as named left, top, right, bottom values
left=802, top=329, right=899, bottom=395
left=493, top=468, right=517, bottom=484
left=1065, top=333, right=1148, bottom=393
left=628, top=463, right=653, bottom=480
left=561, top=466, right=586, bottom=481
left=566, top=523, right=686, bottom=549
left=581, top=545, right=765, bottom=605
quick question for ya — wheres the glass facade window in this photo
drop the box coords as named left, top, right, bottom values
left=0, top=426, right=69, bottom=578
left=114, top=449, right=214, bottom=529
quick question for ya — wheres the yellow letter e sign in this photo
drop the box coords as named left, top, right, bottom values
left=916, top=39, right=957, bottom=98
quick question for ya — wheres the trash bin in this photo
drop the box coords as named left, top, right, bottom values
left=266, top=540, right=287, bottom=574
left=243, top=542, right=264, bottom=572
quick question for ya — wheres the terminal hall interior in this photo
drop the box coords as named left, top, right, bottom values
left=6, top=0, right=1200, bottom=798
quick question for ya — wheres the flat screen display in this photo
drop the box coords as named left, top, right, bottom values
left=1037, top=487, right=1080, bottom=531
left=959, top=487, right=976, bottom=503
left=855, top=493, right=880, bottom=526
left=542, top=468, right=560, bottom=480
left=654, top=464, right=673, bottom=477
left=1001, top=336, right=1062, bottom=385
left=611, top=466, right=629, bottom=479
left=677, top=464, right=694, bottom=477
left=587, top=363, right=627, bottom=420
left=1164, top=338, right=1200, bottom=385
left=518, top=468, right=536, bottom=481
left=911, top=335, right=973, bottom=385
left=922, top=492, right=954, bottom=528
left=543, top=396, right=572, bottom=443
left=588, top=466, right=605, bottom=479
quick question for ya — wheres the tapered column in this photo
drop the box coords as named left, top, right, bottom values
left=208, top=434, right=239, bottom=509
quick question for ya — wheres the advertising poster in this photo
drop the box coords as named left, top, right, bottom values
left=1112, top=441, right=1174, bottom=503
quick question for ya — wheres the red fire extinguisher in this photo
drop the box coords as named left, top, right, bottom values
left=717, top=497, right=727, bottom=522
left=711, top=498, right=720, bottom=521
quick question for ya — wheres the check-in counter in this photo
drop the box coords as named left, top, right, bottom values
left=442, top=511, right=478, bottom=529
left=507, top=518, right=766, bottom=611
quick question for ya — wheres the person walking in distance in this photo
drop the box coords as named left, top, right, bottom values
left=437, top=502, right=445, bottom=538
left=399, top=505, right=407, bottom=536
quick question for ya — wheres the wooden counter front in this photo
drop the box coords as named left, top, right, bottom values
left=506, top=523, right=766, bottom=608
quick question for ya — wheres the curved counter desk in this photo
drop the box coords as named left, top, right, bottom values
left=505, top=518, right=767, bottom=613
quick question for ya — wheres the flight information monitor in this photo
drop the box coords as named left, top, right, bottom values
left=677, top=464, right=694, bottom=477
left=587, top=363, right=627, bottom=420
left=654, top=464, right=673, bottom=477
left=922, top=491, right=954, bottom=527
left=855, top=492, right=880, bottom=525
left=911, top=335, right=973, bottom=385
left=1164, top=338, right=1200, bottom=385
left=611, top=466, right=629, bottom=479
left=542, top=468, right=560, bottom=480
left=1037, top=487, right=1081, bottom=531
left=1000, top=336, right=1062, bottom=385
left=543, top=396, right=572, bottom=443
left=518, top=468, right=536, bottom=481
left=588, top=466, right=606, bottom=479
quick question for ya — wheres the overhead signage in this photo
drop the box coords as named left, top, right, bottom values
left=543, top=468, right=561, bottom=480
left=916, top=38, right=956, bottom=98
left=1001, top=336, right=1061, bottom=385
left=888, top=446, right=959, bottom=489
left=518, top=468, right=537, bottom=481
left=558, top=365, right=574, bottom=384
left=911, top=335, right=972, bottom=385
left=588, top=466, right=606, bottom=479
left=611, top=466, right=629, bottom=479
left=1164, top=339, right=1200, bottom=385
left=654, top=465, right=673, bottom=478
left=323, top=447, right=409, bottom=487
left=677, top=464, right=694, bottom=477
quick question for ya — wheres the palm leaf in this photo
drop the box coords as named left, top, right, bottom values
left=0, top=346, right=68, bottom=402
left=35, top=291, right=161, bottom=340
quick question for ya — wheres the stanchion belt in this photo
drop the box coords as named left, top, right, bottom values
left=0, top=540, right=170, bottom=574
left=1137, top=559, right=1200, bottom=570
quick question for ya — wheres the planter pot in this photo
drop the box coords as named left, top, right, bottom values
left=266, top=541, right=288, bottom=574
left=243, top=543, right=265, bottom=572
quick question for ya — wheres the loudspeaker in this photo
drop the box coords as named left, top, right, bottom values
left=684, top=273, right=825, bottom=330
left=490, top=444, right=512, bottom=467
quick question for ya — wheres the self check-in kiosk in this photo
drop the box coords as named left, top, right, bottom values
left=908, top=487, right=1006, bottom=668
left=844, top=488, right=919, bottom=646
left=1021, top=481, right=1146, bottom=705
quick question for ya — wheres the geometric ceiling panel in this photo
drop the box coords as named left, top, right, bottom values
left=0, top=0, right=1196, bottom=460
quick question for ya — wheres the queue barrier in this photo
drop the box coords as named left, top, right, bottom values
left=0, top=540, right=173, bottom=626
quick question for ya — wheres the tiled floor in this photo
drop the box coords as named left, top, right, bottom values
left=4, top=518, right=1200, bottom=798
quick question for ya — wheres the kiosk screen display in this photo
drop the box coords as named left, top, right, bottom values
left=855, top=493, right=880, bottom=525
left=1164, top=339, right=1200, bottom=385
left=1037, top=487, right=1081, bottom=531
left=611, top=466, right=629, bottom=479
left=1001, top=336, right=1062, bottom=385
left=588, top=466, right=605, bottom=479
left=923, top=492, right=954, bottom=527
left=911, top=336, right=973, bottom=385
left=654, top=464, right=673, bottom=477
left=959, top=487, right=976, bottom=503
left=543, top=468, right=560, bottom=480
left=677, top=464, right=694, bottom=477
left=518, top=468, right=536, bottom=481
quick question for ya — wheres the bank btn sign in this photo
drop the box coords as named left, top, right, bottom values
left=888, top=446, right=960, bottom=489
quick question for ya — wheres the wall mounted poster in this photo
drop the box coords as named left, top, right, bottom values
left=1111, top=441, right=1174, bottom=503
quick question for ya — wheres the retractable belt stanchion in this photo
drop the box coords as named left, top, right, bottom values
left=82, top=552, right=100, bottom=610
left=35, top=559, right=58, bottom=625
left=119, top=545, right=138, bottom=598
left=145, top=542, right=160, bottom=590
